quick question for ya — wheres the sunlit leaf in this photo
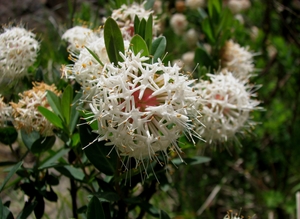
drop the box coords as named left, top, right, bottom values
left=38, top=106, right=64, bottom=129
left=151, top=36, right=166, bottom=63
left=61, top=85, right=73, bottom=126
left=130, top=35, right=149, bottom=57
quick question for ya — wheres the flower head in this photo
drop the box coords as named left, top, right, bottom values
left=221, top=40, right=255, bottom=81
left=81, top=50, right=201, bottom=165
left=0, top=26, right=40, bottom=85
left=0, top=95, right=12, bottom=127
left=226, top=0, right=251, bottom=14
left=185, top=0, right=206, bottom=9
left=195, top=71, right=260, bottom=144
left=170, top=13, right=188, bottom=36
left=10, top=82, right=61, bottom=136
left=110, top=2, right=160, bottom=40
left=62, top=26, right=99, bottom=53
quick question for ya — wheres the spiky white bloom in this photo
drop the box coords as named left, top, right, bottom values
left=62, top=38, right=130, bottom=99
left=62, top=26, right=99, bottom=53
left=194, top=71, right=260, bottom=144
left=0, top=95, right=12, bottom=127
left=185, top=0, right=206, bottom=9
left=227, top=0, right=251, bottom=14
left=224, top=210, right=256, bottom=219
left=0, top=27, right=40, bottom=84
left=10, top=82, right=61, bottom=136
left=170, top=13, right=188, bottom=36
left=83, top=50, right=201, bottom=164
left=110, top=2, right=160, bottom=40
left=221, top=40, right=255, bottom=81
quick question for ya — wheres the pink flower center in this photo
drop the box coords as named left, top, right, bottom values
left=132, top=88, right=158, bottom=112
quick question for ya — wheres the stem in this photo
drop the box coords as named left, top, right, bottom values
left=8, top=143, right=18, bottom=159
left=68, top=149, right=78, bottom=218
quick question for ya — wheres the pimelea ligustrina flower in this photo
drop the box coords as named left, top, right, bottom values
left=221, top=40, right=255, bottom=81
left=80, top=50, right=202, bottom=167
left=62, top=26, right=99, bottom=53
left=195, top=71, right=261, bottom=144
left=0, top=26, right=40, bottom=85
left=170, top=13, right=188, bottom=36
left=0, top=95, right=12, bottom=127
left=110, top=1, right=160, bottom=40
left=10, top=82, right=61, bottom=136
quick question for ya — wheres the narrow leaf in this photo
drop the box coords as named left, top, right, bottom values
left=130, top=35, right=149, bottom=57
left=38, top=148, right=70, bottom=170
left=46, top=90, right=63, bottom=119
left=61, top=85, right=73, bottom=126
left=145, top=14, right=153, bottom=50
left=86, top=196, right=105, bottom=219
left=160, top=210, right=171, bottom=219
left=151, top=36, right=166, bottom=62
left=0, top=198, right=14, bottom=219
left=172, top=156, right=211, bottom=166
left=85, top=47, right=104, bottom=66
left=38, top=106, right=64, bottom=129
left=55, top=165, right=85, bottom=181
left=0, top=161, right=23, bottom=193
left=194, top=47, right=213, bottom=68
left=104, top=17, right=125, bottom=65
left=134, top=16, right=141, bottom=35
left=69, top=91, right=82, bottom=133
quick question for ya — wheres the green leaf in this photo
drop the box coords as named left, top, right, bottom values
left=79, top=123, right=118, bottom=176
left=138, top=19, right=146, bottom=38
left=85, top=47, right=104, bottom=66
left=0, top=198, right=14, bottom=219
left=172, top=156, right=211, bottom=166
left=144, top=0, right=155, bottom=10
left=151, top=36, right=166, bottom=63
left=38, top=106, right=64, bottom=129
left=55, top=165, right=85, bottom=181
left=0, top=161, right=23, bottom=193
left=86, top=196, right=105, bottom=219
left=70, top=91, right=82, bottom=133
left=16, top=201, right=37, bottom=219
left=21, top=129, right=40, bottom=150
left=61, top=85, right=73, bottom=126
left=160, top=210, right=171, bottom=219
left=31, top=136, right=56, bottom=154
left=201, top=18, right=215, bottom=44
left=145, top=14, right=153, bottom=50
left=134, top=16, right=141, bottom=35
left=104, top=17, right=125, bottom=65
left=194, top=47, right=213, bottom=68
left=38, top=148, right=70, bottom=170
left=46, top=90, right=63, bottom=119
left=93, top=191, right=120, bottom=202
left=208, top=0, right=221, bottom=23
left=0, top=127, right=18, bottom=145
left=130, top=35, right=149, bottom=57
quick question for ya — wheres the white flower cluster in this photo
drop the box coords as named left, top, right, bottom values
left=0, top=95, right=12, bottom=127
left=0, top=26, right=40, bottom=85
left=170, top=13, right=188, bottom=36
left=185, top=0, right=206, bottom=9
left=66, top=48, right=201, bottom=164
left=195, top=70, right=260, bottom=144
left=226, top=0, right=251, bottom=14
left=10, top=82, right=60, bottom=136
left=110, top=2, right=160, bottom=40
left=62, top=26, right=99, bottom=53
left=221, top=40, right=255, bottom=81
